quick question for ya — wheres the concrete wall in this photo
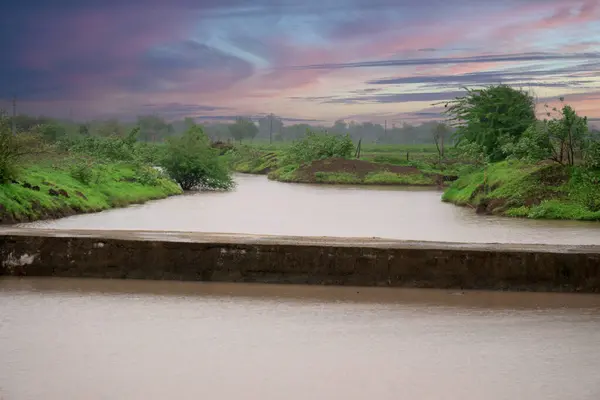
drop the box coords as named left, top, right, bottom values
left=1, top=230, right=600, bottom=292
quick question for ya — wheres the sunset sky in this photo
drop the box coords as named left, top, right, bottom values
left=1, top=0, right=599, bottom=125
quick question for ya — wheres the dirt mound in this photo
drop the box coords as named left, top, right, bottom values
left=297, top=158, right=421, bottom=179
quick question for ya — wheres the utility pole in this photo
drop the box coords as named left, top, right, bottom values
left=11, top=94, right=17, bottom=136
left=269, top=114, right=273, bottom=144
left=384, top=120, right=387, bottom=138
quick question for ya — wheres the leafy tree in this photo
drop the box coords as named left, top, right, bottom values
left=95, top=119, right=126, bottom=137
left=331, top=119, right=348, bottom=134
left=543, top=102, right=588, bottom=166
left=500, top=100, right=590, bottom=166
left=37, top=122, right=67, bottom=142
left=160, top=125, right=233, bottom=190
left=258, top=114, right=283, bottom=140
left=78, top=123, right=90, bottom=136
left=137, top=115, right=174, bottom=142
left=443, top=85, right=536, bottom=161
left=500, top=121, right=552, bottom=162
left=184, top=117, right=196, bottom=130
left=229, top=117, right=258, bottom=143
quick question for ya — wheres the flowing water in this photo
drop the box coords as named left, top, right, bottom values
left=18, top=174, right=600, bottom=245
left=1, top=278, right=600, bottom=400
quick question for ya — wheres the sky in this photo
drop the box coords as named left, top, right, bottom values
left=1, top=0, right=600, bottom=125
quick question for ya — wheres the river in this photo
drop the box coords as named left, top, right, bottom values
left=1, top=278, right=600, bottom=400
left=4, top=175, right=600, bottom=399
left=18, top=174, right=600, bottom=244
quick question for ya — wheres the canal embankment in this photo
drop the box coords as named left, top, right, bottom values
left=2, top=229, right=599, bottom=292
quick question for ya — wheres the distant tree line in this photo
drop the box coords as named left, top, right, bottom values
left=9, top=107, right=599, bottom=149
left=8, top=113, right=460, bottom=145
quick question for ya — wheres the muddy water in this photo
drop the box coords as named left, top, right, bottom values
left=1, top=278, right=600, bottom=400
left=19, top=174, right=600, bottom=244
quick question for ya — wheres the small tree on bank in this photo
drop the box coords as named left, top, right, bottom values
left=160, top=125, right=233, bottom=191
left=501, top=100, right=592, bottom=166
left=432, top=122, right=451, bottom=159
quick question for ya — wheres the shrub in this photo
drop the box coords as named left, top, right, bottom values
left=69, top=160, right=95, bottom=185
left=0, top=113, right=48, bottom=183
left=134, top=165, right=164, bottom=186
left=160, top=125, right=234, bottom=190
left=584, top=139, right=600, bottom=170
left=280, top=131, right=354, bottom=166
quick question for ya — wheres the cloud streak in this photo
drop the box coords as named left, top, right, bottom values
left=285, top=52, right=600, bottom=71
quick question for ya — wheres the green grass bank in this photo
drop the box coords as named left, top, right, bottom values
left=442, top=161, right=600, bottom=221
left=0, top=160, right=182, bottom=224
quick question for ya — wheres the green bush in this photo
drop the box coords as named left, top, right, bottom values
left=134, top=165, right=164, bottom=186
left=160, top=125, right=234, bottom=190
left=280, top=131, right=354, bottom=166
left=69, top=160, right=95, bottom=185
left=0, top=114, right=48, bottom=183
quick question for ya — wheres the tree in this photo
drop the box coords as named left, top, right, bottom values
left=228, top=117, right=258, bottom=143
left=331, top=119, right=348, bottom=134
left=160, top=125, right=233, bottom=191
left=543, top=101, right=588, bottom=166
left=258, top=114, right=283, bottom=141
left=432, top=122, right=451, bottom=159
left=95, top=119, right=126, bottom=137
left=137, top=115, right=174, bottom=142
left=37, top=122, right=67, bottom=142
left=499, top=100, right=590, bottom=166
left=184, top=117, right=196, bottom=130
left=78, top=123, right=90, bottom=136
left=443, top=85, right=536, bottom=161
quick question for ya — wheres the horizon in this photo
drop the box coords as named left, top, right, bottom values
left=1, top=0, right=599, bottom=125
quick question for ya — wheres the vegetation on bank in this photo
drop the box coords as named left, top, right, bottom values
left=0, top=161, right=182, bottom=224
left=441, top=86, right=600, bottom=220
left=442, top=161, right=600, bottom=220
left=228, top=132, right=449, bottom=186
left=0, top=116, right=233, bottom=224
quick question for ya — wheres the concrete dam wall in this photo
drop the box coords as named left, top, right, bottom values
left=1, top=229, right=600, bottom=292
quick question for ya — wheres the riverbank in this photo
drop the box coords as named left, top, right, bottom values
left=442, top=161, right=600, bottom=221
left=2, top=229, right=599, bottom=292
left=0, top=162, right=182, bottom=224
left=268, top=157, right=440, bottom=185
left=228, top=147, right=451, bottom=186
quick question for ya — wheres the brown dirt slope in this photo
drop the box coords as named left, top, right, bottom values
left=296, top=158, right=421, bottom=179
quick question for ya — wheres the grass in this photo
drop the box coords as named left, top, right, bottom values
left=0, top=159, right=182, bottom=223
left=314, top=172, right=362, bottom=184
left=364, top=171, right=436, bottom=185
left=228, top=143, right=445, bottom=186
left=442, top=160, right=600, bottom=220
